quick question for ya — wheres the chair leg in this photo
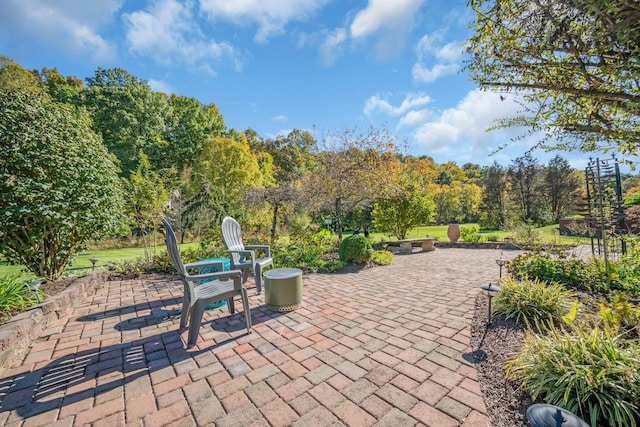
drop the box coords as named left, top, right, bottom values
left=180, top=294, right=190, bottom=328
left=187, top=304, right=206, bottom=347
left=227, top=297, right=236, bottom=314
left=241, top=287, right=252, bottom=334
left=254, top=263, right=262, bottom=294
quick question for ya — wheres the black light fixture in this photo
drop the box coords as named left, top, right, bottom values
left=480, top=282, right=500, bottom=326
left=89, top=257, right=99, bottom=271
left=526, top=404, right=589, bottom=427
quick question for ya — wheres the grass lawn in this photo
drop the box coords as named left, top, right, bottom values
left=0, top=242, right=199, bottom=279
left=0, top=224, right=590, bottom=279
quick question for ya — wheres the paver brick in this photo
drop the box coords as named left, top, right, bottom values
left=260, top=398, right=300, bottom=427
left=409, top=401, right=459, bottom=427
left=333, top=400, right=376, bottom=427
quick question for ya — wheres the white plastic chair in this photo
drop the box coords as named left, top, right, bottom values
left=221, top=216, right=274, bottom=294
left=162, top=218, right=252, bottom=347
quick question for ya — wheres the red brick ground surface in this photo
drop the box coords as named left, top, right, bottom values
left=0, top=248, right=520, bottom=426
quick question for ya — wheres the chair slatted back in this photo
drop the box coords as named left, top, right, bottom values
left=162, top=218, right=186, bottom=277
left=221, top=217, right=246, bottom=265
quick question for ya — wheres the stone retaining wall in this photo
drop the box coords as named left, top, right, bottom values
left=0, top=272, right=103, bottom=375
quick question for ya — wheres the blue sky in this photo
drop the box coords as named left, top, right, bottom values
left=0, top=0, right=615, bottom=170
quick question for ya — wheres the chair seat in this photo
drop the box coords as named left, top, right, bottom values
left=193, top=279, right=234, bottom=300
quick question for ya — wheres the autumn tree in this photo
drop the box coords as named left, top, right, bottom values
left=189, top=136, right=263, bottom=228
left=257, top=129, right=317, bottom=240
left=305, top=126, right=399, bottom=240
left=467, top=0, right=640, bottom=156
left=373, top=160, right=435, bottom=239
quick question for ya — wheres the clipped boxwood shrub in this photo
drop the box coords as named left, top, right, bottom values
left=338, top=234, right=372, bottom=264
left=371, top=250, right=393, bottom=266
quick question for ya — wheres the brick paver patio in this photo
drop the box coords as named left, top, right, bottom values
left=0, top=248, right=520, bottom=426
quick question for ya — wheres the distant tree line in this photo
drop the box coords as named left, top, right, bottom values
left=2, top=55, right=633, bottom=279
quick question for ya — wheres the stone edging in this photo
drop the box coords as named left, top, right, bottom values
left=0, top=271, right=104, bottom=375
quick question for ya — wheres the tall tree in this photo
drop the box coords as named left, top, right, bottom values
left=0, top=90, right=123, bottom=279
left=480, top=162, right=508, bottom=228
left=508, top=153, right=543, bottom=223
left=127, top=153, right=168, bottom=261
left=158, top=95, right=225, bottom=174
left=467, top=0, right=640, bottom=156
left=542, top=155, right=581, bottom=222
left=82, top=67, right=170, bottom=176
left=190, top=136, right=263, bottom=226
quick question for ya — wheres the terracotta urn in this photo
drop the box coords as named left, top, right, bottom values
left=447, top=224, right=460, bottom=242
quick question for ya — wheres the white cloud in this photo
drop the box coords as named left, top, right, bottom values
left=350, top=0, right=424, bottom=39
left=413, top=89, right=525, bottom=158
left=199, top=0, right=331, bottom=43
left=436, top=41, right=464, bottom=62
left=412, top=63, right=459, bottom=83
left=412, top=33, right=462, bottom=83
left=399, top=109, right=432, bottom=127
left=0, top=0, right=121, bottom=62
left=271, top=115, right=288, bottom=122
left=364, top=92, right=432, bottom=116
left=124, top=0, right=237, bottom=71
left=147, top=79, right=173, bottom=95
left=320, top=28, right=347, bottom=66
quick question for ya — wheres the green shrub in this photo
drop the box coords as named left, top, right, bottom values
left=508, top=252, right=596, bottom=292
left=274, top=229, right=342, bottom=272
left=505, top=326, right=640, bottom=427
left=371, top=250, right=393, bottom=266
left=494, top=277, right=574, bottom=325
left=598, top=293, right=640, bottom=338
left=484, top=233, right=500, bottom=242
left=338, top=234, right=372, bottom=264
left=0, top=273, right=42, bottom=323
left=460, top=225, right=481, bottom=242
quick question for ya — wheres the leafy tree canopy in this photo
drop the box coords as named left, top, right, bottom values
left=467, top=0, right=640, bottom=156
left=0, top=90, right=124, bottom=279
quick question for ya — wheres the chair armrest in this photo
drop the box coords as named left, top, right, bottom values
left=184, top=260, right=225, bottom=272
left=185, top=269, right=243, bottom=282
left=227, top=249, right=256, bottom=262
left=245, top=245, right=271, bottom=258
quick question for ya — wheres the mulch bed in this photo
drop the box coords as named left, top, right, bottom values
left=469, top=294, right=537, bottom=427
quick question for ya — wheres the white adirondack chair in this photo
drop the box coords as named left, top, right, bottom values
left=221, top=216, right=274, bottom=294
left=162, top=218, right=252, bottom=347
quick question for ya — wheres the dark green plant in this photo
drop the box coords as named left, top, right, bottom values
left=0, top=273, right=42, bottom=323
left=338, top=234, right=373, bottom=264
left=494, top=277, right=574, bottom=325
left=371, top=250, right=393, bottom=266
left=505, top=326, right=640, bottom=427
left=0, top=90, right=124, bottom=279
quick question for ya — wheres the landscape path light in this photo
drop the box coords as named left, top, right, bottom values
left=89, top=257, right=99, bottom=271
left=29, top=279, right=43, bottom=303
left=526, top=404, right=589, bottom=427
left=480, top=282, right=500, bottom=327
left=495, top=254, right=508, bottom=278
